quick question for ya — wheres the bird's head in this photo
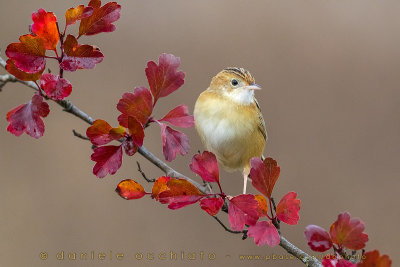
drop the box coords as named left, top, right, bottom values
left=209, top=67, right=261, bottom=105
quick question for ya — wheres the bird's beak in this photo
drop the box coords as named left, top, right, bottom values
left=243, top=83, right=262, bottom=90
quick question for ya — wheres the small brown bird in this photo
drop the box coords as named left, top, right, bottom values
left=194, top=67, right=267, bottom=194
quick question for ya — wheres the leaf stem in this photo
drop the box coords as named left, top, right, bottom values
left=55, top=22, right=64, bottom=78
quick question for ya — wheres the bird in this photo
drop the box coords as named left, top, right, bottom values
left=194, top=67, right=267, bottom=194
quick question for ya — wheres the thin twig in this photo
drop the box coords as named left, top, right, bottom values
left=212, top=216, right=244, bottom=234
left=72, top=129, right=90, bottom=140
left=136, top=161, right=155, bottom=182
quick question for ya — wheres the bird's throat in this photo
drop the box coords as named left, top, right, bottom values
left=223, top=89, right=255, bottom=106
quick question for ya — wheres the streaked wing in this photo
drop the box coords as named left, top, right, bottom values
left=254, top=97, right=267, bottom=141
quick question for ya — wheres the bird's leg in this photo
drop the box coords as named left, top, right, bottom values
left=242, top=169, right=250, bottom=194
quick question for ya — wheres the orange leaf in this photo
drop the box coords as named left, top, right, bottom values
left=109, top=126, right=126, bottom=140
left=116, top=179, right=146, bottom=200
left=65, top=5, right=93, bottom=26
left=255, top=194, right=268, bottom=217
left=6, top=34, right=46, bottom=74
left=5, top=59, right=43, bottom=81
left=158, top=179, right=205, bottom=209
left=357, top=250, right=392, bottom=267
left=79, top=0, right=121, bottom=36
left=31, top=9, right=59, bottom=50
left=151, top=176, right=171, bottom=200
left=60, top=35, right=103, bottom=71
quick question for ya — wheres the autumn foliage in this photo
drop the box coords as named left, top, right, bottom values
left=5, top=0, right=120, bottom=138
left=116, top=152, right=301, bottom=248
left=2, top=1, right=392, bottom=266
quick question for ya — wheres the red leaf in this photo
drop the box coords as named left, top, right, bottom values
left=31, top=9, right=59, bottom=50
left=255, top=194, right=269, bottom=217
left=322, top=255, right=356, bottom=267
left=40, top=73, right=72, bottom=100
left=276, top=191, right=301, bottom=225
left=329, top=212, right=369, bottom=250
left=161, top=123, right=190, bottom=162
left=5, top=59, right=44, bottom=81
left=91, top=145, right=123, bottom=178
left=248, top=220, right=280, bottom=247
left=121, top=136, right=138, bottom=156
left=228, top=194, right=261, bottom=231
left=159, top=104, right=194, bottom=128
left=151, top=176, right=171, bottom=200
left=6, top=94, right=50, bottom=138
left=127, top=116, right=144, bottom=147
left=200, top=196, right=224, bottom=216
left=117, top=87, right=153, bottom=125
left=145, top=53, right=185, bottom=104
left=158, top=178, right=205, bottom=210
left=357, top=250, right=392, bottom=267
left=250, top=157, right=280, bottom=199
left=65, top=5, right=93, bottom=26
left=60, top=35, right=104, bottom=71
left=79, top=0, right=121, bottom=36
left=304, top=225, right=333, bottom=252
left=86, top=119, right=125, bottom=146
left=189, top=151, right=219, bottom=183
left=116, top=179, right=146, bottom=200
left=6, top=34, right=46, bottom=73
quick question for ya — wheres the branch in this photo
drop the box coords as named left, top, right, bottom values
left=1, top=55, right=321, bottom=266
left=280, top=236, right=322, bottom=267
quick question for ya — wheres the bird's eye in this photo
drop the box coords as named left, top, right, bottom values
left=231, top=79, right=239, bottom=87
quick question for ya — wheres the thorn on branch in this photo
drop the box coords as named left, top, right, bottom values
left=137, top=161, right=155, bottom=183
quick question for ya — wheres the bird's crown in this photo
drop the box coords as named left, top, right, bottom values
left=221, top=67, right=255, bottom=85
left=209, top=67, right=256, bottom=92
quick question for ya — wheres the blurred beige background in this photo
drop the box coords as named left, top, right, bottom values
left=1, top=0, right=399, bottom=266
